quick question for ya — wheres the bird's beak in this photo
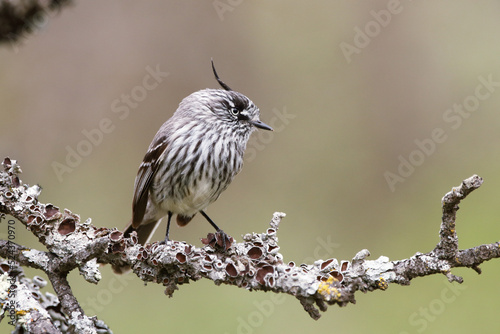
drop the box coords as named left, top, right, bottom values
left=249, top=119, right=273, bottom=131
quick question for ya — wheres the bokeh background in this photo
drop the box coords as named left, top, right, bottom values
left=2, top=1, right=500, bottom=333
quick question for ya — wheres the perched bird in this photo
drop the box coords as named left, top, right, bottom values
left=119, top=60, right=272, bottom=254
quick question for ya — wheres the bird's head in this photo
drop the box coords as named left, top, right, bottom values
left=176, top=61, right=273, bottom=136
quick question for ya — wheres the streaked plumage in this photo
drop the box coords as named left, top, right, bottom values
left=121, top=61, right=272, bottom=249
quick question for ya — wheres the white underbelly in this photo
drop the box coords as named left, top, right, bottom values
left=158, top=178, right=216, bottom=216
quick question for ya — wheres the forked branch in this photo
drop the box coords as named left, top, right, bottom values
left=0, top=157, right=498, bottom=333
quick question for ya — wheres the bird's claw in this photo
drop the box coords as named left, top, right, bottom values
left=201, top=230, right=233, bottom=251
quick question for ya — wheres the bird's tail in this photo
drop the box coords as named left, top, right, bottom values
left=111, top=218, right=163, bottom=274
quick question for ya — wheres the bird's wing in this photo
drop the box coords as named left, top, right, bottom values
left=132, top=136, right=168, bottom=228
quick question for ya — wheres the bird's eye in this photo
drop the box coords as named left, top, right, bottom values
left=230, top=108, right=240, bottom=116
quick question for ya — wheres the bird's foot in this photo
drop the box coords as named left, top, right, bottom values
left=201, top=229, right=233, bottom=251
left=158, top=237, right=171, bottom=245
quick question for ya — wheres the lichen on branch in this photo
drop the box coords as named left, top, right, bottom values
left=0, top=157, right=499, bottom=331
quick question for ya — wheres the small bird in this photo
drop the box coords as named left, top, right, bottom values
left=120, top=60, right=272, bottom=253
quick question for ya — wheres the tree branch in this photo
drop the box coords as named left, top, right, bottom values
left=0, top=157, right=499, bottom=332
left=0, top=260, right=60, bottom=333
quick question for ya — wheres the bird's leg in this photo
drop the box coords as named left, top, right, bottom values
left=160, top=211, right=173, bottom=244
left=200, top=210, right=221, bottom=231
left=200, top=210, right=230, bottom=250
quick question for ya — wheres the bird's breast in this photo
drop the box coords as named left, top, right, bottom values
left=151, top=129, right=245, bottom=215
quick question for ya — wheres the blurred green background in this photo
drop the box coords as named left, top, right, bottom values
left=2, top=1, right=500, bottom=333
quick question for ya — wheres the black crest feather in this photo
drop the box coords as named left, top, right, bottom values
left=211, top=59, right=232, bottom=91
